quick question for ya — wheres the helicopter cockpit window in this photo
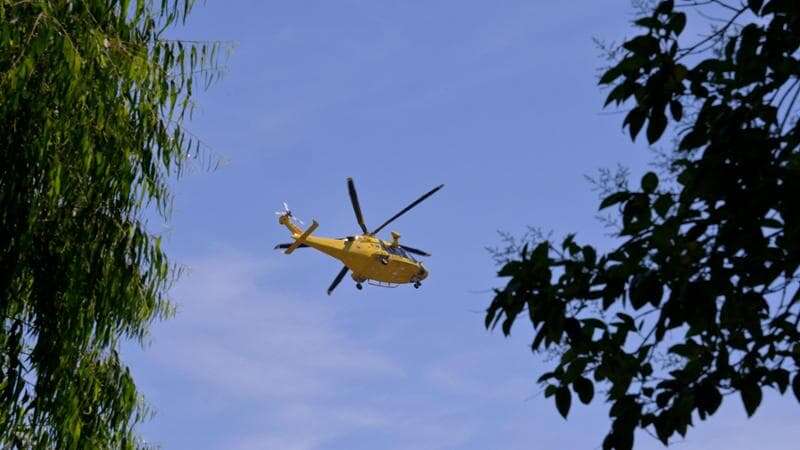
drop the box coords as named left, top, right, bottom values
left=384, top=244, right=413, bottom=260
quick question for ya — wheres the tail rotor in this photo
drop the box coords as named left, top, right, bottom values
left=275, top=202, right=304, bottom=225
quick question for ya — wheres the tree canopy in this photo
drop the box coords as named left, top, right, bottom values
left=0, top=1, right=220, bottom=447
left=486, top=1, right=800, bottom=449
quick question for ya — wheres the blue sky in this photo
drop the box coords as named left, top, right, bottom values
left=126, top=1, right=800, bottom=449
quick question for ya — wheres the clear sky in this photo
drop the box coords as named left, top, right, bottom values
left=126, top=1, right=800, bottom=449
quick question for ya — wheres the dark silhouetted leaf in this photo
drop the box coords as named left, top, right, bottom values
left=647, top=109, right=668, bottom=144
left=623, top=35, right=660, bottom=56
left=653, top=194, right=673, bottom=217
left=747, top=0, right=763, bottom=14
left=669, top=100, right=683, bottom=121
left=556, top=386, right=572, bottom=418
left=574, top=377, right=595, bottom=404
left=600, top=191, right=631, bottom=210
left=679, top=128, right=708, bottom=150
left=625, top=108, right=647, bottom=141
left=771, top=369, right=790, bottom=394
left=582, top=246, right=597, bottom=266
left=605, top=82, right=633, bottom=106
left=641, top=172, right=659, bottom=193
left=600, top=66, right=623, bottom=85
left=740, top=379, right=762, bottom=417
left=629, top=271, right=663, bottom=309
left=669, top=12, right=687, bottom=35
left=634, top=17, right=662, bottom=29
left=655, top=0, right=674, bottom=14
left=696, top=383, right=722, bottom=417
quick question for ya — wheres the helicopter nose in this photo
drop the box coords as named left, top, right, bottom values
left=417, top=265, right=428, bottom=280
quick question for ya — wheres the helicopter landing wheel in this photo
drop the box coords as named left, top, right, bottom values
left=356, top=283, right=363, bottom=290
left=413, top=281, right=421, bottom=289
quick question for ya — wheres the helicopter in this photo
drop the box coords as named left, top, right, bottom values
left=274, top=177, right=443, bottom=295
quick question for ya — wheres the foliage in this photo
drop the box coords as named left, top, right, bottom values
left=0, top=1, right=222, bottom=447
left=486, top=1, right=800, bottom=449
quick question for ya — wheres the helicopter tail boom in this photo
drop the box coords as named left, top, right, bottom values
left=278, top=210, right=305, bottom=235
left=283, top=219, right=319, bottom=254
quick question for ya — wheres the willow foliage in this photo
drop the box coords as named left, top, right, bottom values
left=0, top=1, right=221, bottom=447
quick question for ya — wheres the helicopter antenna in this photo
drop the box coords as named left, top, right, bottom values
left=371, top=184, right=444, bottom=235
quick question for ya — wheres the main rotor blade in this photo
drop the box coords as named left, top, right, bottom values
left=274, top=243, right=309, bottom=250
left=347, top=177, right=369, bottom=234
left=327, top=265, right=350, bottom=295
left=371, top=184, right=444, bottom=235
left=400, top=245, right=431, bottom=257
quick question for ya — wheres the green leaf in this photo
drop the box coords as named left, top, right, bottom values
left=641, top=172, right=659, bottom=193
left=121, top=0, right=131, bottom=21
left=556, top=386, right=572, bottom=418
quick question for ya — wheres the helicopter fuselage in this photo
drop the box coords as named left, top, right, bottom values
left=280, top=214, right=427, bottom=285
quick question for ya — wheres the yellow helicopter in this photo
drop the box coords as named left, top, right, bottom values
left=274, top=178, right=443, bottom=295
